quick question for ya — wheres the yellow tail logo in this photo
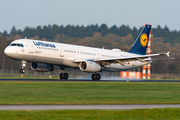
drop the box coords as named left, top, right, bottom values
left=140, top=33, right=148, bottom=47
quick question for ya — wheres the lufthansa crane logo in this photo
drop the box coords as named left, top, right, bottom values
left=140, top=33, right=148, bottom=47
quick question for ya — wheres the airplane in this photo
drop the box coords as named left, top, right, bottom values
left=4, top=24, right=170, bottom=80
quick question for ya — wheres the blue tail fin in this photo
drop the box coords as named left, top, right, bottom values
left=128, top=24, right=151, bottom=55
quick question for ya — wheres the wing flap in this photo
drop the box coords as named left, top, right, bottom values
left=94, top=53, right=163, bottom=62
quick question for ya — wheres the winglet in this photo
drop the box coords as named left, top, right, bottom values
left=159, top=51, right=170, bottom=57
left=166, top=51, right=170, bottom=57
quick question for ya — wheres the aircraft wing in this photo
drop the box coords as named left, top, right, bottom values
left=94, top=53, right=165, bottom=65
left=94, top=53, right=163, bottom=61
left=74, top=52, right=170, bottom=66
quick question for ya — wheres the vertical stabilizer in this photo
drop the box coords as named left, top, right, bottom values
left=128, top=24, right=151, bottom=55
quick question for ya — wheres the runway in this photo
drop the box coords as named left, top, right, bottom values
left=0, top=105, right=180, bottom=110
left=0, top=78, right=180, bottom=82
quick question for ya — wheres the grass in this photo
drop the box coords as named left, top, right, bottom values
left=0, top=108, right=180, bottom=120
left=0, top=81, right=180, bottom=105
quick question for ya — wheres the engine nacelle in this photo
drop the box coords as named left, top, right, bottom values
left=30, top=62, right=54, bottom=72
left=79, top=61, right=101, bottom=72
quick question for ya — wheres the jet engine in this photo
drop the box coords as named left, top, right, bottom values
left=79, top=61, right=101, bottom=72
left=30, top=62, right=54, bottom=72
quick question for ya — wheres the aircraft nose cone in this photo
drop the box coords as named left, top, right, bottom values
left=4, top=47, right=11, bottom=56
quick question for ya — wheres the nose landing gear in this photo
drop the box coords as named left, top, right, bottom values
left=19, top=60, right=26, bottom=73
left=19, top=69, right=26, bottom=73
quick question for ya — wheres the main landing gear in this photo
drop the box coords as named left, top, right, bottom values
left=19, top=60, right=26, bottom=73
left=59, top=66, right=69, bottom=80
left=91, top=73, right=101, bottom=81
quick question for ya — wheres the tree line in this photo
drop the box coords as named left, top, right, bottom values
left=1, top=24, right=180, bottom=45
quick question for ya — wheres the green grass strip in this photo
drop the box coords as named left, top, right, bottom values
left=0, top=81, right=180, bottom=105
left=0, top=108, right=180, bottom=120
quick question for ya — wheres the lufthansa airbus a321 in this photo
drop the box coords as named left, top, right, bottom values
left=4, top=24, right=170, bottom=80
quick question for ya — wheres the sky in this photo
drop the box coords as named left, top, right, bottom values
left=0, top=0, right=179, bottom=32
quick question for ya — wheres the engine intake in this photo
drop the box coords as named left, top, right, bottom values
left=79, top=61, right=101, bottom=72
left=30, top=62, right=54, bottom=72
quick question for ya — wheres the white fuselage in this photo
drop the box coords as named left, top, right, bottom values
left=4, top=39, right=149, bottom=72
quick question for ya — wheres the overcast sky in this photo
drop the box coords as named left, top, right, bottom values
left=0, top=0, right=179, bottom=32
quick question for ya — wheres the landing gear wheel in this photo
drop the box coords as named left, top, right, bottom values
left=92, top=74, right=96, bottom=80
left=96, top=74, right=101, bottom=81
left=91, top=74, right=101, bottom=81
left=64, top=73, right=69, bottom=80
left=19, top=69, right=25, bottom=73
left=59, top=73, right=69, bottom=80
left=59, top=73, right=64, bottom=79
left=59, top=66, right=69, bottom=80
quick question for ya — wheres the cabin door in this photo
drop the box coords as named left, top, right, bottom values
left=28, top=41, right=34, bottom=53
left=59, top=46, right=64, bottom=57
left=96, top=51, right=101, bottom=58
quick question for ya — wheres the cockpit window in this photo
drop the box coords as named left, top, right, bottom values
left=9, top=43, right=24, bottom=47
left=20, top=44, right=24, bottom=47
